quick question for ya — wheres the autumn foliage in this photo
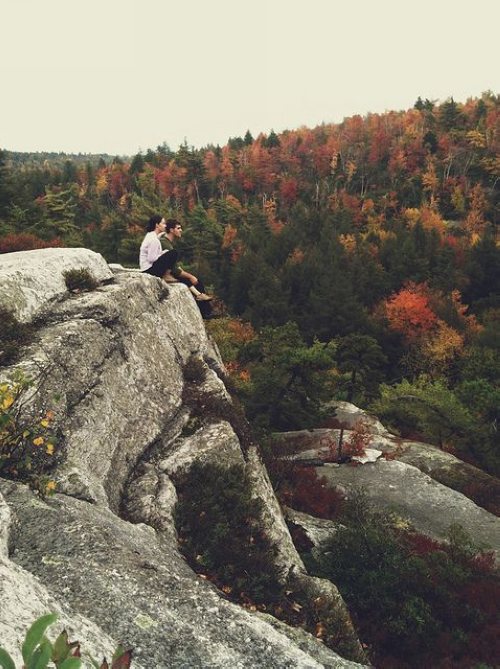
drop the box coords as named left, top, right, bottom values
left=382, top=282, right=438, bottom=342
left=312, top=496, right=500, bottom=669
left=274, top=464, right=345, bottom=519
left=0, top=232, right=62, bottom=253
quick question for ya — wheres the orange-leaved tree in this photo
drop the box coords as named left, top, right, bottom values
left=382, top=282, right=438, bottom=343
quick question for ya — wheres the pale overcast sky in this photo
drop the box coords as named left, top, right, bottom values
left=1, top=0, right=499, bottom=156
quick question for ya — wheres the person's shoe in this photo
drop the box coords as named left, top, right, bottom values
left=195, top=293, right=213, bottom=302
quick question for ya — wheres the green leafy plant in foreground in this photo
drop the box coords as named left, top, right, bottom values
left=0, top=613, right=132, bottom=669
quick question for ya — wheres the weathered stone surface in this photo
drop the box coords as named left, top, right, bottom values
left=0, top=490, right=130, bottom=668
left=0, top=557, right=129, bottom=668
left=246, top=447, right=306, bottom=575
left=5, top=274, right=218, bottom=511
left=275, top=407, right=500, bottom=517
left=0, top=481, right=364, bottom=669
left=158, top=420, right=245, bottom=478
left=388, top=441, right=500, bottom=515
left=0, top=490, right=11, bottom=558
left=124, top=463, right=179, bottom=538
left=284, top=507, right=342, bottom=556
left=0, top=247, right=113, bottom=322
left=322, top=401, right=389, bottom=435
left=317, top=460, right=500, bottom=559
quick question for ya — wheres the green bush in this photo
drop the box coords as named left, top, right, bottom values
left=308, top=491, right=500, bottom=668
left=175, top=461, right=285, bottom=604
left=0, top=613, right=132, bottom=669
left=0, top=370, right=59, bottom=495
left=370, top=376, right=499, bottom=475
left=63, top=268, right=98, bottom=293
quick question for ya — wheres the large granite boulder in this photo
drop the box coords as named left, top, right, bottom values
left=1, top=480, right=366, bottom=669
left=0, top=247, right=113, bottom=322
left=274, top=404, right=500, bottom=558
left=0, top=488, right=126, bottom=668
left=317, top=460, right=500, bottom=560
left=2, top=268, right=221, bottom=510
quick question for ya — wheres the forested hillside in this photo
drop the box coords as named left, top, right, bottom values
left=1, top=93, right=499, bottom=475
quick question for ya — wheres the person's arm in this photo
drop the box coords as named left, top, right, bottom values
left=178, top=268, right=198, bottom=284
left=163, top=238, right=194, bottom=281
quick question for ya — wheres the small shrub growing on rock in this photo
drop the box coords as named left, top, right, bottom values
left=271, top=462, right=345, bottom=519
left=0, top=307, right=33, bottom=367
left=262, top=437, right=344, bottom=518
left=175, top=461, right=285, bottom=604
left=182, top=354, right=207, bottom=383
left=0, top=370, right=59, bottom=495
left=182, top=375, right=254, bottom=456
left=326, top=419, right=372, bottom=463
left=63, top=268, right=98, bottom=293
left=0, top=612, right=132, bottom=668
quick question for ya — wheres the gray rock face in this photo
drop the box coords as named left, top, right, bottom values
left=6, top=273, right=219, bottom=510
left=246, top=447, right=306, bottom=575
left=1, top=480, right=363, bottom=669
left=0, top=489, right=129, bottom=669
left=284, top=507, right=342, bottom=557
left=275, top=406, right=500, bottom=556
left=0, top=247, right=113, bottom=322
left=322, top=401, right=389, bottom=436
left=0, top=491, right=10, bottom=558
left=0, top=249, right=365, bottom=668
left=317, top=460, right=500, bottom=558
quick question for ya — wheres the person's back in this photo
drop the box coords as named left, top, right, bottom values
left=139, top=230, right=162, bottom=271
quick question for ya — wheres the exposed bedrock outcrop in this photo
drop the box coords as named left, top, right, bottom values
left=0, top=247, right=114, bottom=323
left=275, top=403, right=500, bottom=560
left=0, top=249, right=366, bottom=668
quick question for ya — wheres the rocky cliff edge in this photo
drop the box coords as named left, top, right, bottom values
left=0, top=249, right=367, bottom=669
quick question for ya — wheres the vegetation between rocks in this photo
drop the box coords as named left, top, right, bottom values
left=303, top=492, right=500, bottom=669
left=0, top=307, right=33, bottom=367
left=63, top=268, right=98, bottom=293
left=174, top=461, right=362, bottom=660
left=175, top=461, right=285, bottom=604
left=0, top=370, right=59, bottom=495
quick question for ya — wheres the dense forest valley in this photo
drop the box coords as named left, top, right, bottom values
left=1, top=93, right=500, bottom=667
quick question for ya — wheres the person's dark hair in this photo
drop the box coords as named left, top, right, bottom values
left=146, top=214, right=163, bottom=232
left=166, top=218, right=181, bottom=233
